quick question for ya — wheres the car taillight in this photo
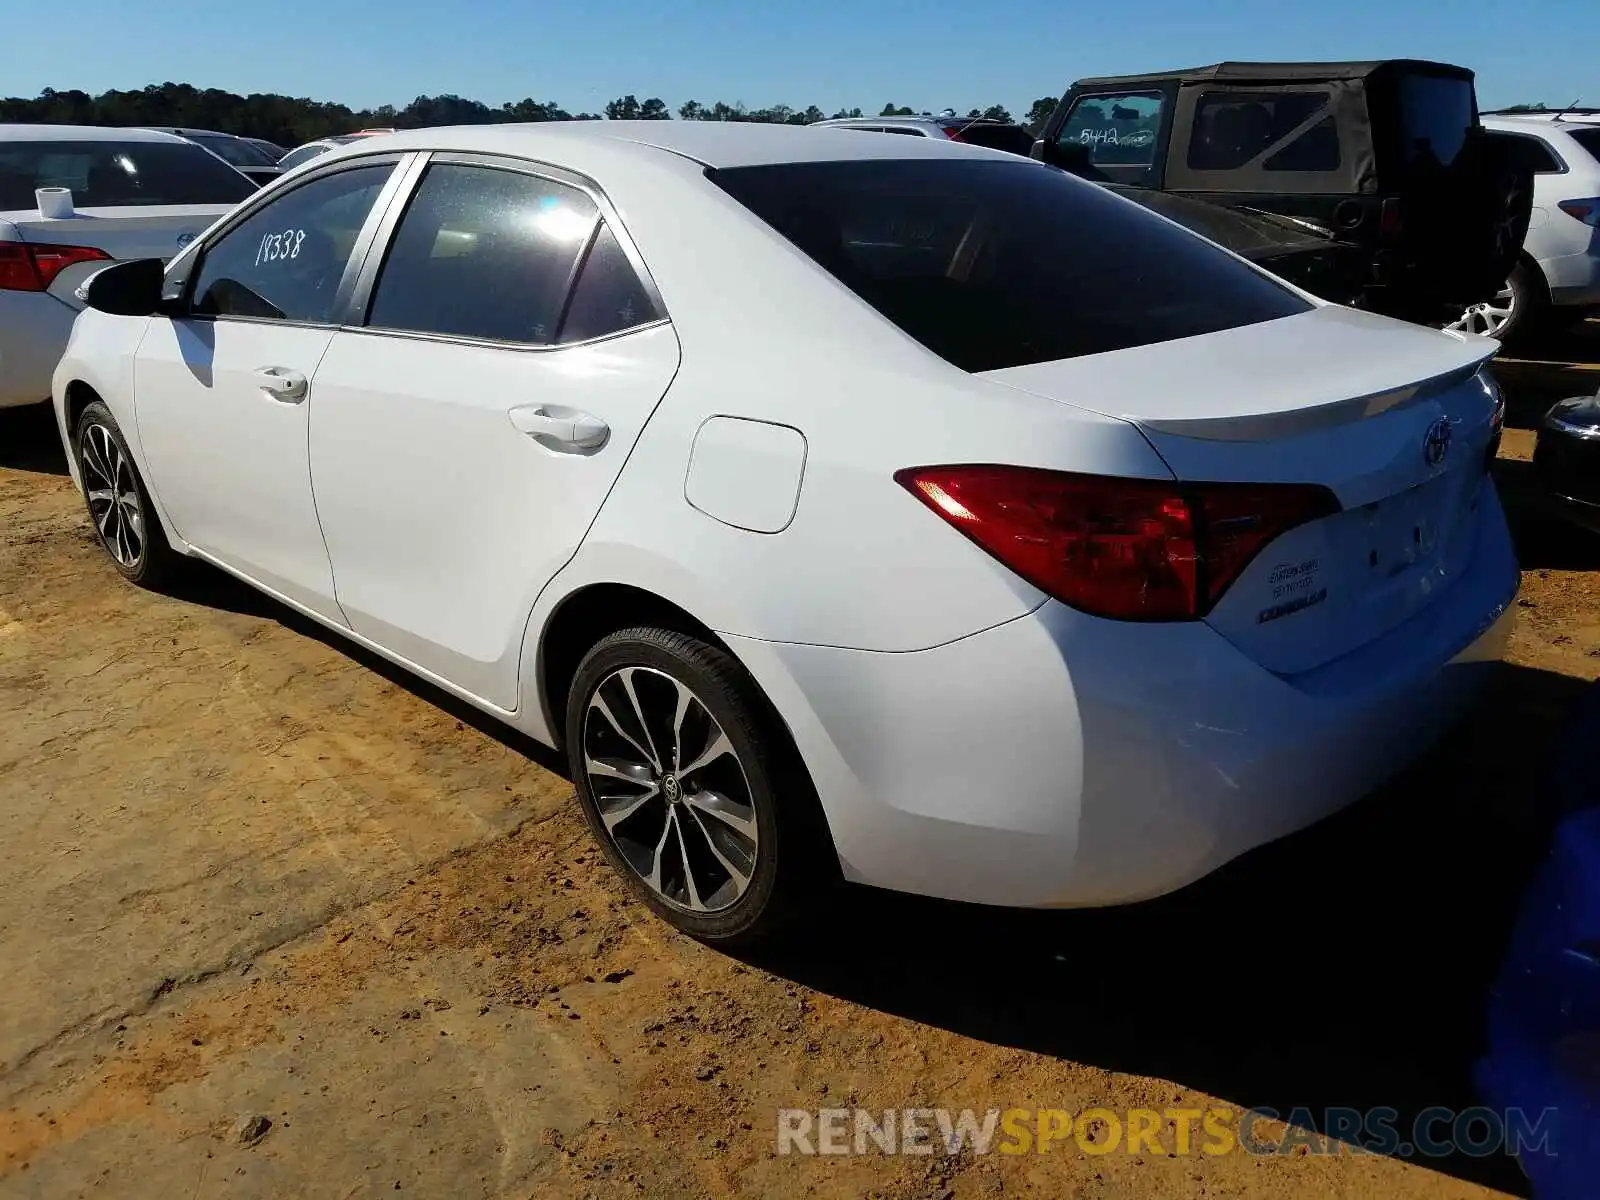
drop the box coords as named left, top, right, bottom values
left=943, top=126, right=964, bottom=141
left=1558, top=199, right=1600, bottom=227
left=896, top=465, right=1340, bottom=621
left=1380, top=198, right=1404, bottom=237
left=0, top=242, right=110, bottom=292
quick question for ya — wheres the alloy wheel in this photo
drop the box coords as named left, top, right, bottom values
left=582, top=666, right=760, bottom=914
left=1447, top=281, right=1516, bottom=338
left=79, top=422, right=145, bottom=569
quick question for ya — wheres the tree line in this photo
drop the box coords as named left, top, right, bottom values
left=0, top=83, right=1062, bottom=149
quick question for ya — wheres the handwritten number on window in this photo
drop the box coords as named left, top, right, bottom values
left=255, top=227, right=308, bottom=266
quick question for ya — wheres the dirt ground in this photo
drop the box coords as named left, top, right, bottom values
left=2, top=325, right=1599, bottom=1200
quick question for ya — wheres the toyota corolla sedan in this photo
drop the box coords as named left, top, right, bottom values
left=52, top=122, right=1518, bottom=943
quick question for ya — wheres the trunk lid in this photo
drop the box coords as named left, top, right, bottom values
left=982, top=304, right=1502, bottom=675
left=4, top=204, right=233, bottom=306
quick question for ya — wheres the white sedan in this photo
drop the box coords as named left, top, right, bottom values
left=0, top=124, right=256, bottom=408
left=53, top=121, right=1518, bottom=943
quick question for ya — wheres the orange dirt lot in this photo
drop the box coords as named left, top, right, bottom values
left=2, top=323, right=1598, bottom=1199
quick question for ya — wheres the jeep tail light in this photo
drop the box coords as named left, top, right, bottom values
left=1380, top=198, right=1404, bottom=237
left=896, top=466, right=1340, bottom=621
left=0, top=242, right=110, bottom=292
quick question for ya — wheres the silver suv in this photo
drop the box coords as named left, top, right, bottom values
left=810, top=114, right=1036, bottom=156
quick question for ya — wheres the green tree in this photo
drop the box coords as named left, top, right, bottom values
left=966, top=104, right=1012, bottom=123
left=879, top=103, right=916, bottom=117
left=830, top=107, right=863, bottom=120
left=1024, top=96, right=1059, bottom=133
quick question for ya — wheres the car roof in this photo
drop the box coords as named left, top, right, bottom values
left=1481, top=114, right=1599, bottom=142
left=0, top=124, right=192, bottom=144
left=321, top=120, right=1009, bottom=169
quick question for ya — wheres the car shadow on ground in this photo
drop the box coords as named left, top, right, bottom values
left=745, top=661, right=1588, bottom=1197
left=161, top=562, right=572, bottom=779
left=1496, top=318, right=1599, bottom=432
left=1493, top=455, right=1600, bottom=571
left=0, top=404, right=69, bottom=476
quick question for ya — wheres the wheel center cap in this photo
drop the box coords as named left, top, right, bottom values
left=662, top=774, right=682, bottom=803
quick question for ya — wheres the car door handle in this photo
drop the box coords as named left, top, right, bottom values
left=508, top=404, right=610, bottom=453
left=253, top=366, right=307, bottom=403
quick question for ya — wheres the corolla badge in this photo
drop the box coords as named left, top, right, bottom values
left=176, top=232, right=196, bottom=248
left=1423, top=417, right=1452, bottom=467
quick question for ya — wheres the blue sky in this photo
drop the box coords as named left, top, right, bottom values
left=11, top=0, right=1596, bottom=116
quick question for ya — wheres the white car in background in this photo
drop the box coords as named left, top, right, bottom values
left=0, top=125, right=256, bottom=408
left=53, top=123, right=1517, bottom=943
left=1450, top=115, right=1600, bottom=340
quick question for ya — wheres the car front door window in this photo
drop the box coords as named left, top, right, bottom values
left=190, top=164, right=394, bottom=323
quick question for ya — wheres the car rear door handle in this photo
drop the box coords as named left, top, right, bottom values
left=508, top=404, right=610, bottom=453
left=253, top=366, right=308, bottom=403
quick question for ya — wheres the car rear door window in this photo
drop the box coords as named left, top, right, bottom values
left=365, top=164, right=598, bottom=344
left=1055, top=92, right=1164, bottom=167
left=710, top=158, right=1308, bottom=373
left=190, top=163, right=393, bottom=323
left=557, top=222, right=662, bottom=344
left=1189, top=92, right=1338, bottom=171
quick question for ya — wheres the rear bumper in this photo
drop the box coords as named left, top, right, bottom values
left=729, top=485, right=1519, bottom=909
left=0, top=291, right=78, bottom=408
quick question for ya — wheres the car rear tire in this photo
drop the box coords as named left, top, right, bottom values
left=74, top=400, right=177, bottom=590
left=564, top=626, right=828, bottom=945
left=1447, top=260, right=1543, bottom=344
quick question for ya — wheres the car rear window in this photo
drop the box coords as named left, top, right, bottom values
left=708, top=158, right=1309, bottom=372
left=1569, top=127, right=1600, bottom=164
left=0, top=140, right=255, bottom=209
left=948, top=123, right=1037, bottom=157
left=189, top=133, right=278, bottom=168
left=1396, top=73, right=1476, bottom=171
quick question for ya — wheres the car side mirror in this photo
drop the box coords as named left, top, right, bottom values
left=79, top=258, right=165, bottom=317
left=1036, top=139, right=1096, bottom=177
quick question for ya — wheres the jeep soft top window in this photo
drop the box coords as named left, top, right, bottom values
left=0, top=140, right=255, bottom=209
left=1396, top=73, right=1475, bottom=171
left=710, top=159, right=1308, bottom=373
left=1056, top=92, right=1164, bottom=168
left=1188, top=92, right=1340, bottom=172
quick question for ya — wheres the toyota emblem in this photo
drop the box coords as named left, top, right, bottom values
left=1423, top=417, right=1452, bottom=467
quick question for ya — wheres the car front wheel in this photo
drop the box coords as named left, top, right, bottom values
left=74, top=400, right=178, bottom=589
left=564, top=626, right=827, bottom=944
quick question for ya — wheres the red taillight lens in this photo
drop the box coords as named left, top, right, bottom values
left=0, top=242, right=110, bottom=292
left=1380, top=197, right=1404, bottom=237
left=943, top=126, right=964, bottom=141
left=1558, top=199, right=1600, bottom=227
left=896, top=466, right=1340, bottom=621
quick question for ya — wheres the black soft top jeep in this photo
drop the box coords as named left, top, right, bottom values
left=1033, top=59, right=1533, bottom=324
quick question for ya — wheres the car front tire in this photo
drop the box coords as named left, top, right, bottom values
left=564, top=626, right=828, bottom=945
left=74, top=400, right=177, bottom=589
